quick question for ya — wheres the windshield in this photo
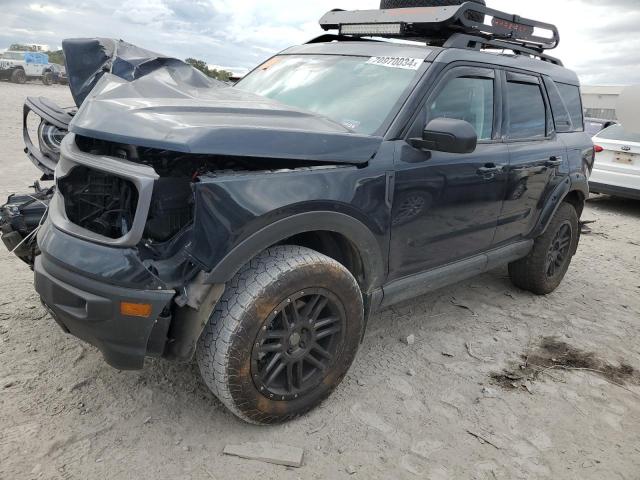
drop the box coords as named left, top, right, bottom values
left=236, top=54, right=423, bottom=135
left=595, top=124, right=640, bottom=143
left=1, top=52, right=24, bottom=60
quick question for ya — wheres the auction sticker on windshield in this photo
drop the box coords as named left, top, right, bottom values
left=366, top=56, right=423, bottom=70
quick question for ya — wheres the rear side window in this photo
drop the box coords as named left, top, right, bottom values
left=557, top=83, right=584, bottom=132
left=543, top=77, right=573, bottom=132
left=506, top=80, right=546, bottom=140
left=427, top=76, right=494, bottom=140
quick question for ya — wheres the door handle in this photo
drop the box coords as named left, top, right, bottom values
left=545, top=156, right=563, bottom=167
left=477, top=164, right=503, bottom=175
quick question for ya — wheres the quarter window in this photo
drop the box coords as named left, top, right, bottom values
left=427, top=76, right=494, bottom=140
left=556, top=83, right=584, bottom=132
left=507, top=81, right=546, bottom=139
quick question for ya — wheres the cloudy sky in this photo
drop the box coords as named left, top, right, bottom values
left=1, top=0, right=639, bottom=84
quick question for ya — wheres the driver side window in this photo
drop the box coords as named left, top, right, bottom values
left=426, top=75, right=495, bottom=141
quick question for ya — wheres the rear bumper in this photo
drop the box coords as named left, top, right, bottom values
left=589, top=181, right=640, bottom=200
left=589, top=167, right=640, bottom=200
left=34, top=226, right=175, bottom=370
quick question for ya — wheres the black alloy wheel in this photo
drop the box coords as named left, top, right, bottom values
left=545, top=222, right=572, bottom=278
left=251, top=288, right=346, bottom=401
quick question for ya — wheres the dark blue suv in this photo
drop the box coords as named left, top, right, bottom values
left=8, top=2, right=594, bottom=423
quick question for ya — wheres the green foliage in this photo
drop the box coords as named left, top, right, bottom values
left=185, top=57, right=232, bottom=82
left=45, top=50, right=65, bottom=66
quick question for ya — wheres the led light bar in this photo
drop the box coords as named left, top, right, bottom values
left=319, top=4, right=560, bottom=50
left=339, top=23, right=404, bottom=36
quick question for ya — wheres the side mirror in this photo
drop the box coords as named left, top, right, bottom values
left=409, top=117, right=478, bottom=154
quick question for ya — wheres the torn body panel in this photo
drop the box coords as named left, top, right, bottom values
left=62, top=38, right=225, bottom=107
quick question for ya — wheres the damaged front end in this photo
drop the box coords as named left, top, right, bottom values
left=10, top=37, right=385, bottom=370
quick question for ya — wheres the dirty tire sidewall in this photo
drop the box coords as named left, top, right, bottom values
left=196, top=245, right=364, bottom=424
left=11, top=69, right=26, bottom=84
left=508, top=203, right=579, bottom=295
left=42, top=72, right=53, bottom=86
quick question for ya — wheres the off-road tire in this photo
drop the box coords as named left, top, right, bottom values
left=379, top=0, right=486, bottom=22
left=42, top=71, right=53, bottom=86
left=509, top=203, right=579, bottom=295
left=10, top=68, right=26, bottom=84
left=196, top=245, right=364, bottom=424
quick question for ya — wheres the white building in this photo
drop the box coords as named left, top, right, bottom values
left=581, top=85, right=625, bottom=120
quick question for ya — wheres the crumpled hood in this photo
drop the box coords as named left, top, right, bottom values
left=69, top=70, right=382, bottom=163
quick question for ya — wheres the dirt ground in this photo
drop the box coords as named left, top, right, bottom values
left=1, top=82, right=639, bottom=480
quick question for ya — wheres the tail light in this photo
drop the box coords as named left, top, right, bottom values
left=594, top=145, right=604, bottom=153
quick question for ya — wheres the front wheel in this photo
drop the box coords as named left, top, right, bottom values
left=509, top=202, right=579, bottom=295
left=42, top=71, right=53, bottom=85
left=196, top=245, right=364, bottom=424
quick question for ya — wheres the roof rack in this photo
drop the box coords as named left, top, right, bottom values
left=319, top=2, right=560, bottom=52
left=443, top=34, right=563, bottom=65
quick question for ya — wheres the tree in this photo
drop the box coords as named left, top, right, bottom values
left=45, top=50, right=65, bottom=66
left=185, top=57, right=232, bottom=82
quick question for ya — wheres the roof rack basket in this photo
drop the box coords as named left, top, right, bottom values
left=319, top=2, right=561, bottom=62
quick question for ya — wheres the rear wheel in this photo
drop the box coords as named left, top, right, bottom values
left=509, top=203, right=579, bottom=295
left=10, top=69, right=26, bottom=84
left=196, top=245, right=364, bottom=424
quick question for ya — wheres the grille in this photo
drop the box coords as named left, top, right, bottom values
left=58, top=167, right=138, bottom=239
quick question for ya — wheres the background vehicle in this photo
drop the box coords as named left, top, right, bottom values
left=585, top=117, right=618, bottom=136
left=591, top=124, right=640, bottom=200
left=3, top=1, right=593, bottom=424
left=0, top=51, right=52, bottom=84
left=47, top=63, right=68, bottom=85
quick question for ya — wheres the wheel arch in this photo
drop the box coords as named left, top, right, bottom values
left=203, top=211, right=385, bottom=293
left=532, top=176, right=586, bottom=237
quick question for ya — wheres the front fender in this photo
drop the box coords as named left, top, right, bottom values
left=203, top=210, right=385, bottom=291
left=188, top=163, right=392, bottom=292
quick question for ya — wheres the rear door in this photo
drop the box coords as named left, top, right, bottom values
left=494, top=71, right=566, bottom=244
left=592, top=125, right=640, bottom=190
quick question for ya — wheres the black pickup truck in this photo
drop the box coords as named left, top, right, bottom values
left=1, top=0, right=593, bottom=424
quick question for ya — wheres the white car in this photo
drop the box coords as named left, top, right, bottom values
left=590, top=125, right=640, bottom=200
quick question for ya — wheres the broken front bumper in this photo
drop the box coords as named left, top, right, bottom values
left=34, top=220, right=175, bottom=369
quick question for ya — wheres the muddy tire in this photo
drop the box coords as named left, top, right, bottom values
left=509, top=203, right=579, bottom=295
left=196, top=245, right=364, bottom=424
left=10, top=68, right=26, bottom=84
left=42, top=71, right=53, bottom=85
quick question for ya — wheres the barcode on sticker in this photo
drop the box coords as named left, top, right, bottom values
left=366, top=56, right=423, bottom=70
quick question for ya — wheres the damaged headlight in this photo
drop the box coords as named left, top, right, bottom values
left=37, top=121, right=67, bottom=159
left=23, top=97, right=75, bottom=177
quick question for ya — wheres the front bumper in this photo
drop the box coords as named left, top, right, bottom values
left=34, top=223, right=175, bottom=369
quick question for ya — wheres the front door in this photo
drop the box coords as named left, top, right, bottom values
left=389, top=66, right=508, bottom=280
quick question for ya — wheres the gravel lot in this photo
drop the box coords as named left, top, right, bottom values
left=1, top=82, right=639, bottom=480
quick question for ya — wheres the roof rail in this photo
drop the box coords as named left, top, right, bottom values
left=319, top=2, right=560, bottom=51
left=444, top=34, right=563, bottom=66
